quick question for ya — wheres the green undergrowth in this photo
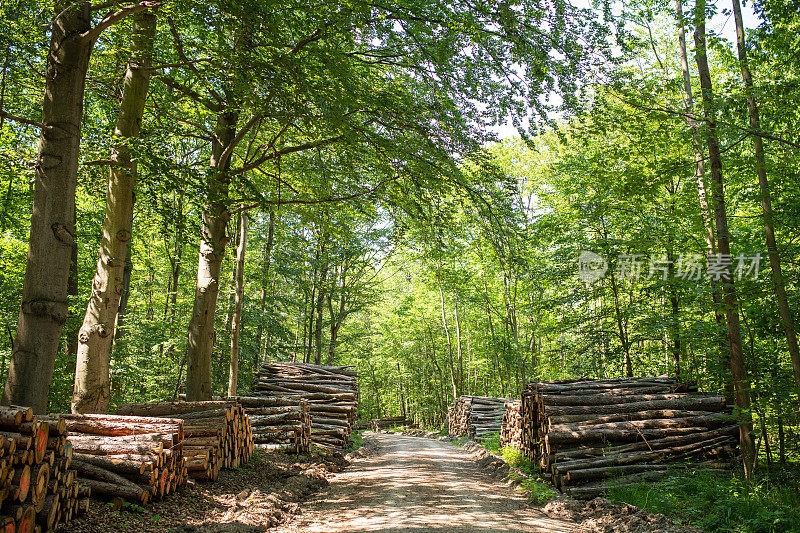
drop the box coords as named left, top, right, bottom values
left=605, top=466, right=800, bottom=533
left=347, top=430, right=364, bottom=450
left=479, top=432, right=558, bottom=505
left=482, top=433, right=502, bottom=453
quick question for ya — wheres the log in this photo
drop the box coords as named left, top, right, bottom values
left=79, top=479, right=148, bottom=505
left=521, top=378, right=738, bottom=498
left=249, top=364, right=354, bottom=450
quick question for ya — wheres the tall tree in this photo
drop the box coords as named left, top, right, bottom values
left=2, top=0, right=152, bottom=412
left=731, top=0, right=800, bottom=390
left=228, top=212, right=248, bottom=396
left=694, top=0, right=755, bottom=477
left=186, top=110, right=238, bottom=400
left=72, top=10, right=157, bottom=414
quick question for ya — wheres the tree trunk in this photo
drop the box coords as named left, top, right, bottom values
left=694, top=0, right=755, bottom=478
left=314, top=231, right=329, bottom=365
left=169, top=198, right=183, bottom=326
left=227, top=213, right=248, bottom=396
left=327, top=264, right=348, bottom=361
left=185, top=111, right=238, bottom=401
left=667, top=223, right=681, bottom=378
left=113, top=246, right=133, bottom=343
left=72, top=11, right=156, bottom=414
left=2, top=1, right=92, bottom=413
left=439, top=285, right=457, bottom=400
left=254, top=206, right=275, bottom=365
left=66, top=211, right=80, bottom=365
left=454, top=295, right=464, bottom=396
left=674, top=0, right=731, bottom=400
left=223, top=227, right=237, bottom=334
left=732, top=0, right=800, bottom=389
left=610, top=266, right=633, bottom=377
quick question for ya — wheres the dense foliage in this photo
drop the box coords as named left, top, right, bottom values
left=1, top=0, right=799, bottom=525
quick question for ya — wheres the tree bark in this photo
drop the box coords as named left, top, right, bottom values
left=254, top=206, right=276, bottom=365
left=228, top=213, right=248, bottom=396
left=314, top=231, right=329, bottom=365
left=694, top=0, right=755, bottom=478
left=327, top=263, right=348, bottom=361
left=674, top=0, right=731, bottom=399
left=454, top=295, right=464, bottom=396
left=66, top=209, right=79, bottom=366
left=72, top=11, right=156, bottom=414
left=2, top=1, right=93, bottom=413
left=112, top=246, right=133, bottom=343
left=439, top=285, right=457, bottom=400
left=185, top=111, right=238, bottom=401
left=731, top=0, right=800, bottom=388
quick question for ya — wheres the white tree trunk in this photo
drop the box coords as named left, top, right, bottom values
left=228, top=213, right=248, bottom=396
left=185, top=111, right=238, bottom=400
left=72, top=11, right=156, bottom=414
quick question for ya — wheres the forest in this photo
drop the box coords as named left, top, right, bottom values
left=1, top=0, right=799, bottom=529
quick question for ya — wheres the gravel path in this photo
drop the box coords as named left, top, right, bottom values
left=274, top=432, right=583, bottom=533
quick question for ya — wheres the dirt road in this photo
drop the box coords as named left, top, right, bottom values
left=274, top=432, right=582, bottom=533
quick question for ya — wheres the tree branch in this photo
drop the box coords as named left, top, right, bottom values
left=217, top=113, right=263, bottom=167
left=80, top=1, right=160, bottom=44
left=158, top=75, right=222, bottom=112
left=232, top=134, right=346, bottom=175
left=0, top=110, right=49, bottom=130
left=228, top=174, right=399, bottom=212
left=167, top=17, right=224, bottom=103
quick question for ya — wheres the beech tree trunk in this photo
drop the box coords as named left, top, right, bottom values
left=327, top=263, right=348, bottom=361
left=674, top=0, right=731, bottom=400
left=313, top=230, right=329, bottom=365
left=439, top=285, right=458, bottom=400
left=228, top=213, right=248, bottom=396
left=254, top=206, right=275, bottom=364
left=73, top=11, right=156, bottom=414
left=731, top=0, right=800, bottom=389
left=694, top=0, right=755, bottom=478
left=185, top=111, right=238, bottom=400
left=2, top=1, right=93, bottom=413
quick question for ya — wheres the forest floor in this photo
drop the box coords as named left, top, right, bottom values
left=274, top=431, right=702, bottom=533
left=57, top=432, right=706, bottom=533
left=57, top=446, right=354, bottom=533
left=272, top=431, right=581, bottom=532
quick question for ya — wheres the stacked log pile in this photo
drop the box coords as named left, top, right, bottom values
left=500, top=400, right=522, bottom=449
left=0, top=406, right=86, bottom=532
left=253, top=362, right=358, bottom=449
left=116, top=401, right=253, bottom=481
left=370, top=416, right=408, bottom=431
left=521, top=377, right=738, bottom=498
left=45, top=413, right=186, bottom=504
left=448, top=396, right=507, bottom=440
left=230, top=397, right=311, bottom=454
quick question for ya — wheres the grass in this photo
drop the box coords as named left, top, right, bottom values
left=605, top=466, right=800, bottom=533
left=478, top=432, right=558, bottom=505
left=347, top=430, right=364, bottom=450
left=482, top=433, right=502, bottom=454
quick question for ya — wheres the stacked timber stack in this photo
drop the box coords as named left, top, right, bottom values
left=370, top=416, right=408, bottom=431
left=448, top=396, right=507, bottom=440
left=0, top=406, right=87, bottom=532
left=252, top=362, right=358, bottom=449
left=116, top=401, right=253, bottom=481
left=230, top=396, right=311, bottom=454
left=521, top=377, right=738, bottom=498
left=500, top=400, right=522, bottom=449
left=44, top=413, right=186, bottom=504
